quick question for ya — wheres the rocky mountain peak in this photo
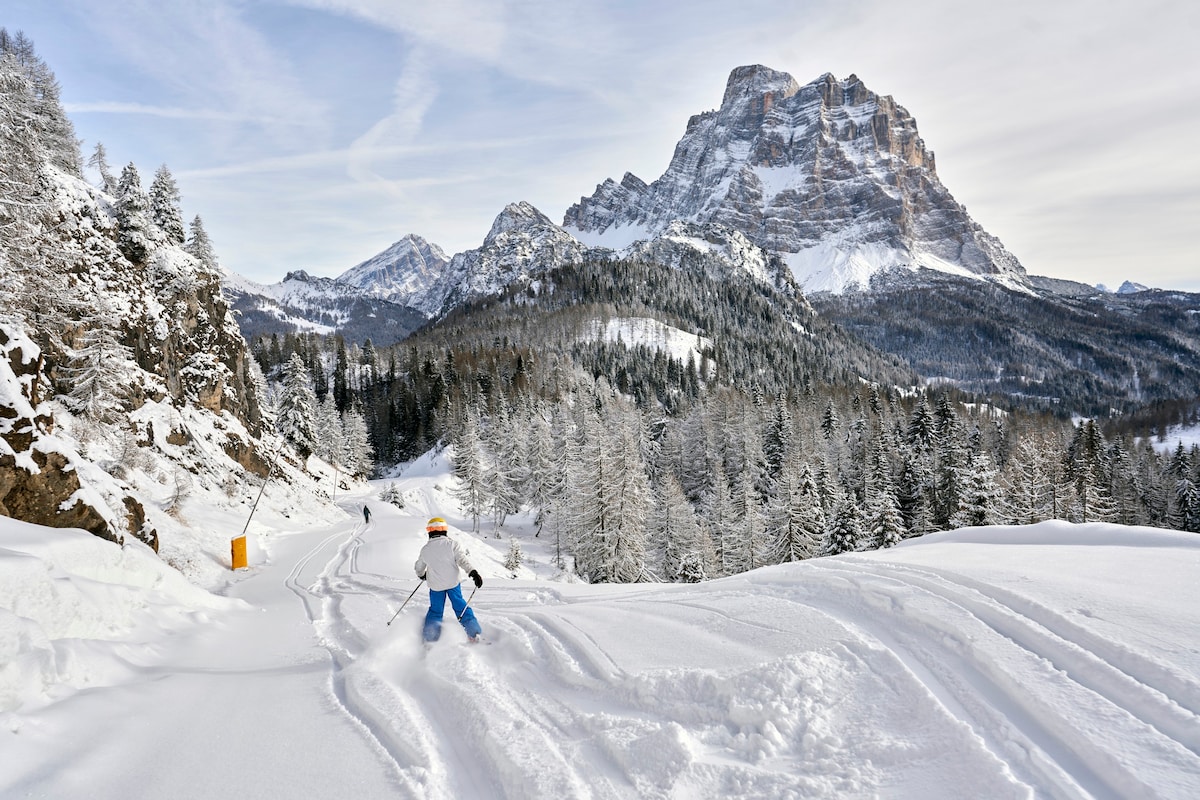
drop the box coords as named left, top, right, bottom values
left=720, top=64, right=801, bottom=115
left=486, top=201, right=556, bottom=242
left=564, top=65, right=1025, bottom=293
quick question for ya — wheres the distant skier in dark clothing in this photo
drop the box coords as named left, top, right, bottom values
left=363, top=504, right=371, bottom=524
left=414, top=517, right=483, bottom=642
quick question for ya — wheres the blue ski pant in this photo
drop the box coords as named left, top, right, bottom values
left=423, top=583, right=482, bottom=641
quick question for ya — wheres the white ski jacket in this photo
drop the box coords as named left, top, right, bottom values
left=414, top=534, right=475, bottom=591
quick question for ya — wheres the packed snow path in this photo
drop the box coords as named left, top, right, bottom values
left=280, top=501, right=1200, bottom=798
left=4, top=495, right=1199, bottom=798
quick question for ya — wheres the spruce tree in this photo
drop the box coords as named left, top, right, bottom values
left=149, top=165, right=186, bottom=245
left=115, top=162, right=154, bottom=264
left=451, top=405, right=485, bottom=533
left=184, top=215, right=217, bottom=270
left=276, top=353, right=317, bottom=457
left=61, top=300, right=135, bottom=422
left=827, top=491, right=865, bottom=555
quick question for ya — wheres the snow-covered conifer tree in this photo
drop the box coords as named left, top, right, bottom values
left=451, top=405, right=485, bottom=533
left=184, top=215, right=217, bottom=271
left=115, top=162, right=154, bottom=264
left=656, top=472, right=710, bottom=582
left=313, top=393, right=342, bottom=466
left=504, top=537, right=523, bottom=573
left=700, top=466, right=734, bottom=576
left=276, top=353, right=317, bottom=457
left=341, top=407, right=373, bottom=478
left=767, top=462, right=827, bottom=563
left=866, top=483, right=907, bottom=548
left=950, top=450, right=1003, bottom=528
left=827, top=491, right=865, bottom=556
left=149, top=165, right=186, bottom=245
left=568, top=405, right=649, bottom=583
left=61, top=298, right=135, bottom=422
left=728, top=465, right=768, bottom=572
left=87, top=142, right=117, bottom=193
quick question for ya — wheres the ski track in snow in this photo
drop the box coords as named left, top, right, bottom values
left=280, top=498, right=1200, bottom=799
left=790, top=559, right=1200, bottom=800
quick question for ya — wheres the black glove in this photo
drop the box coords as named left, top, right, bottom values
left=469, top=569, right=482, bottom=588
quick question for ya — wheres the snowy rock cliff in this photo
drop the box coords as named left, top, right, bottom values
left=564, top=66, right=1026, bottom=293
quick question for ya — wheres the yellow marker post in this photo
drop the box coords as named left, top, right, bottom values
left=230, top=535, right=248, bottom=570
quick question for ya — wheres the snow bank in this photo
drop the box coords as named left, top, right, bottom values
left=0, top=517, right=243, bottom=714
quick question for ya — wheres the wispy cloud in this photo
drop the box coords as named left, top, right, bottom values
left=347, top=48, right=439, bottom=193
left=73, top=1, right=331, bottom=148
left=65, top=101, right=276, bottom=123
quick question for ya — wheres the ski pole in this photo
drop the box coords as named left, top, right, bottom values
left=456, top=586, right=477, bottom=621
left=387, top=578, right=424, bottom=626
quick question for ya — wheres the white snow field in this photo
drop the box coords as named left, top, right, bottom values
left=3, top=452, right=1200, bottom=799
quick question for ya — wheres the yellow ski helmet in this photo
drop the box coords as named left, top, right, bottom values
left=426, top=517, right=449, bottom=533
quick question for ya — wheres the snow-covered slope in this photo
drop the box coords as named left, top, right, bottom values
left=565, top=66, right=1027, bottom=294
left=4, top=451, right=1198, bottom=799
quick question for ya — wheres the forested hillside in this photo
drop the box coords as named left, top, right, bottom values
left=250, top=259, right=1200, bottom=583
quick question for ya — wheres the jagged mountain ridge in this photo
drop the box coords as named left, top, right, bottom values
left=565, top=66, right=1026, bottom=293
left=222, top=268, right=426, bottom=346
left=224, top=201, right=794, bottom=340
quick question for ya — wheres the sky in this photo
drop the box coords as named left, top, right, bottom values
left=5, top=0, right=1199, bottom=291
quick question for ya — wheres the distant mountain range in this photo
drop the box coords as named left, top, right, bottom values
left=222, top=65, right=1200, bottom=415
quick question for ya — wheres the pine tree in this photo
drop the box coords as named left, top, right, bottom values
left=820, top=401, right=840, bottom=441
left=700, top=466, right=734, bottom=577
left=864, top=439, right=907, bottom=548
left=950, top=450, right=1003, bottom=528
left=276, top=353, right=317, bottom=457
left=0, top=31, right=80, bottom=175
left=61, top=299, right=135, bottom=422
left=115, top=162, right=154, bottom=264
left=1004, top=435, right=1056, bottom=524
left=568, top=405, right=650, bottom=583
left=341, top=407, right=373, bottom=478
left=504, top=537, right=523, bottom=573
left=451, top=405, right=486, bottom=533
left=87, top=142, right=117, bottom=193
left=767, top=463, right=827, bottom=563
left=728, top=465, right=768, bottom=571
left=656, top=472, right=710, bottom=582
left=184, top=215, right=217, bottom=270
left=827, top=491, right=865, bottom=555
left=313, top=393, right=342, bottom=465
left=149, top=165, right=186, bottom=245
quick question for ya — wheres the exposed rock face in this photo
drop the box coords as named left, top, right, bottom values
left=564, top=66, right=1026, bottom=293
left=0, top=327, right=157, bottom=550
left=337, top=234, right=450, bottom=311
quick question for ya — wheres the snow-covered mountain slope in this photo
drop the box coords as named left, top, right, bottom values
left=579, top=316, right=714, bottom=373
left=222, top=268, right=427, bottom=345
left=565, top=66, right=1027, bottom=294
left=4, top=452, right=1198, bottom=799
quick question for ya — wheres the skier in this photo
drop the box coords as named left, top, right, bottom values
left=414, top=517, right=483, bottom=643
left=362, top=504, right=371, bottom=524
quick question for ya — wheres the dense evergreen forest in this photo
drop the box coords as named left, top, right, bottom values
left=251, top=258, right=1200, bottom=584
